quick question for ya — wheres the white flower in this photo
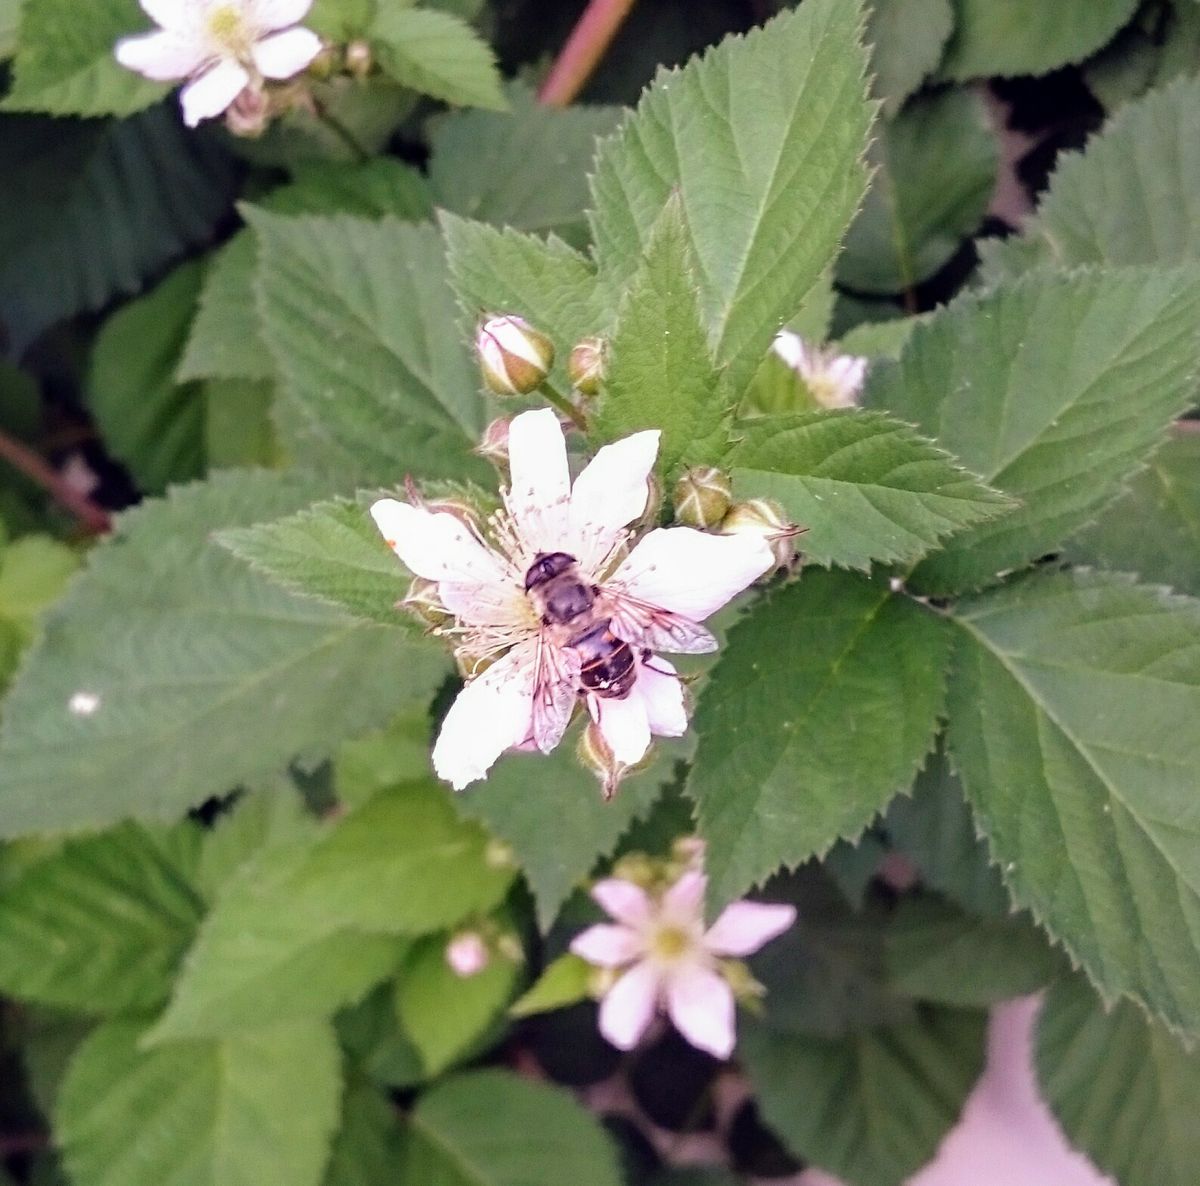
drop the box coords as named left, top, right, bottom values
left=370, top=409, right=775, bottom=790
left=445, top=931, right=490, bottom=978
left=570, top=870, right=796, bottom=1058
left=772, top=330, right=867, bottom=409
left=115, top=0, right=322, bottom=127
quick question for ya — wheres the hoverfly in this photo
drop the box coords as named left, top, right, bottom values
left=522, top=550, right=716, bottom=752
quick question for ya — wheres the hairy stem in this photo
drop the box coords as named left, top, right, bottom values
left=0, top=430, right=110, bottom=535
left=536, top=382, right=589, bottom=433
left=537, top=0, right=638, bottom=107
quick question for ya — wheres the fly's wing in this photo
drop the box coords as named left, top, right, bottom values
left=528, top=630, right=582, bottom=753
left=595, top=588, right=717, bottom=655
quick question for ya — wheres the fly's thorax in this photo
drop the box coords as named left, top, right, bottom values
left=524, top=552, right=596, bottom=626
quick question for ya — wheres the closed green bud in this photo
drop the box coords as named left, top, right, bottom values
left=719, top=498, right=800, bottom=573
left=673, top=466, right=733, bottom=529
left=477, top=315, right=554, bottom=396
left=567, top=336, right=606, bottom=396
left=402, top=576, right=453, bottom=630
left=474, top=417, right=511, bottom=468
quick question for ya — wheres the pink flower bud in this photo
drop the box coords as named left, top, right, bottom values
left=477, top=315, right=554, bottom=396
left=224, top=83, right=270, bottom=138
left=475, top=417, right=511, bottom=467
left=343, top=39, right=372, bottom=78
left=567, top=337, right=606, bottom=396
left=445, top=931, right=490, bottom=977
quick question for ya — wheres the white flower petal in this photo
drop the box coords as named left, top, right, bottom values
left=637, top=658, right=688, bottom=737
left=598, top=961, right=661, bottom=1051
left=431, top=642, right=536, bottom=790
left=140, top=0, right=198, bottom=32
left=570, top=924, right=644, bottom=967
left=247, top=0, right=312, bottom=31
left=661, top=869, right=706, bottom=920
left=772, top=329, right=805, bottom=370
left=611, top=528, right=773, bottom=622
left=251, top=24, right=321, bottom=77
left=370, top=499, right=508, bottom=587
left=506, top=409, right=571, bottom=556
left=592, top=689, right=651, bottom=767
left=115, top=29, right=208, bottom=79
left=591, top=878, right=652, bottom=927
left=438, top=580, right=526, bottom=629
left=179, top=57, right=249, bottom=125
left=568, top=430, right=659, bottom=575
left=704, top=901, right=796, bottom=957
left=666, top=965, right=736, bottom=1059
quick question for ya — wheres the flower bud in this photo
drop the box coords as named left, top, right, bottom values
left=720, top=958, right=767, bottom=1007
left=611, top=852, right=658, bottom=890
left=344, top=39, right=373, bottom=79
left=673, top=466, right=732, bottom=530
left=587, top=965, right=620, bottom=997
left=576, top=720, right=630, bottom=800
left=672, top=836, right=706, bottom=870
left=445, top=931, right=490, bottom=978
left=485, top=838, right=517, bottom=870
left=224, top=83, right=269, bottom=138
left=402, top=576, right=453, bottom=630
left=719, top=498, right=800, bottom=573
left=477, top=315, right=554, bottom=396
left=495, top=932, right=525, bottom=963
left=567, top=337, right=606, bottom=396
left=306, top=42, right=339, bottom=80
left=475, top=417, right=511, bottom=468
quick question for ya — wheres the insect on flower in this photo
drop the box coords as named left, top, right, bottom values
left=370, top=409, right=777, bottom=791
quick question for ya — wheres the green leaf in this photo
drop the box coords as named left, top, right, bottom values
left=595, top=197, right=729, bottom=481
left=839, top=89, right=997, bottom=295
left=509, top=953, right=592, bottom=1018
left=588, top=0, right=873, bottom=395
left=689, top=571, right=950, bottom=905
left=1085, top=3, right=1200, bottom=113
left=946, top=568, right=1200, bottom=1036
left=0, top=535, right=79, bottom=639
left=204, top=378, right=280, bottom=469
left=741, top=1005, right=987, bottom=1186
left=219, top=497, right=413, bottom=629
left=249, top=210, right=490, bottom=485
left=3, top=0, right=165, bottom=117
left=395, top=934, right=521, bottom=1074
left=731, top=409, right=1012, bottom=572
left=336, top=710, right=435, bottom=809
left=1065, top=429, right=1200, bottom=596
left=336, top=985, right=425, bottom=1090
left=57, top=1018, right=341, bottom=1186
left=866, top=0, right=954, bottom=117
left=0, top=110, right=237, bottom=354
left=401, top=1070, right=623, bottom=1186
left=151, top=783, right=514, bottom=1038
left=883, top=896, right=1063, bottom=1007
left=0, top=0, right=22, bottom=56
left=323, top=1081, right=405, bottom=1186
left=89, top=261, right=205, bottom=495
left=1037, top=975, right=1200, bottom=1186
left=0, top=471, right=449, bottom=836
left=0, top=823, right=203, bottom=1014
left=370, top=7, right=506, bottom=110
left=868, top=268, right=1200, bottom=595
left=179, top=159, right=433, bottom=385
left=837, top=312, right=923, bottom=360
left=429, top=87, right=620, bottom=244
left=981, top=76, right=1200, bottom=282
left=308, top=0, right=375, bottom=41
left=938, top=0, right=1140, bottom=80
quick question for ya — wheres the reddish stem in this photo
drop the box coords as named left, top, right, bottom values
left=537, top=0, right=638, bottom=107
left=0, top=429, right=110, bottom=535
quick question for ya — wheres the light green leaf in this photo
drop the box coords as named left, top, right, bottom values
left=219, top=497, right=413, bottom=629
left=370, top=6, right=506, bottom=110
left=837, top=313, right=923, bottom=360
left=731, top=409, right=1012, bottom=572
left=1085, top=3, right=1200, bottom=112
left=336, top=710, right=435, bottom=809
left=151, top=783, right=514, bottom=1038
left=250, top=210, right=490, bottom=485
left=0, top=535, right=79, bottom=639
left=0, top=0, right=22, bottom=57
left=395, top=934, right=521, bottom=1074
left=1065, top=429, right=1200, bottom=596
left=742, top=1005, right=987, bottom=1186
left=0, top=823, right=202, bottom=1014
left=3, top=0, right=165, bottom=117
left=336, top=986, right=425, bottom=1090
left=690, top=570, right=950, bottom=906
left=204, top=378, right=280, bottom=468
left=884, top=896, right=1063, bottom=1007
left=866, top=0, right=954, bottom=116
left=1037, top=975, right=1200, bottom=1186
left=868, top=268, right=1200, bottom=595
left=595, top=197, right=729, bottom=481
left=308, top=0, right=374, bottom=41
left=946, top=569, right=1200, bottom=1036
left=401, top=1070, right=623, bottom=1186
left=57, top=1018, right=341, bottom=1186
left=588, top=0, right=873, bottom=395
left=429, top=87, right=620, bottom=243
left=0, top=110, right=237, bottom=354
left=839, top=88, right=997, bottom=295
left=0, top=471, right=449, bottom=836
left=981, top=76, right=1200, bottom=282
left=509, top=953, right=592, bottom=1018
left=90, top=260, right=205, bottom=495
left=938, top=0, right=1140, bottom=80
left=323, top=1080, right=405, bottom=1186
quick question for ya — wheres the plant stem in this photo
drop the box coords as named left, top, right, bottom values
left=312, top=98, right=370, bottom=162
left=0, top=430, right=110, bottom=535
left=536, top=382, right=588, bottom=432
left=537, top=0, right=638, bottom=107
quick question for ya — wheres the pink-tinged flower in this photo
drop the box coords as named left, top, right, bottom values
left=772, top=330, right=867, bottom=409
left=115, top=0, right=322, bottom=127
left=570, top=871, right=796, bottom=1058
left=370, top=409, right=775, bottom=790
left=476, top=315, right=555, bottom=396
left=445, top=931, right=490, bottom=978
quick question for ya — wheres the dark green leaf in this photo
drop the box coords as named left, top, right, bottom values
left=866, top=0, right=954, bottom=116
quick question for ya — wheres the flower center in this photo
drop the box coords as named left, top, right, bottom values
left=206, top=4, right=253, bottom=56
left=648, top=924, right=693, bottom=963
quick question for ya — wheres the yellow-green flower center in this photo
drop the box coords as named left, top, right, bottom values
left=206, top=4, right=253, bottom=56
left=649, top=924, right=692, bottom=962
